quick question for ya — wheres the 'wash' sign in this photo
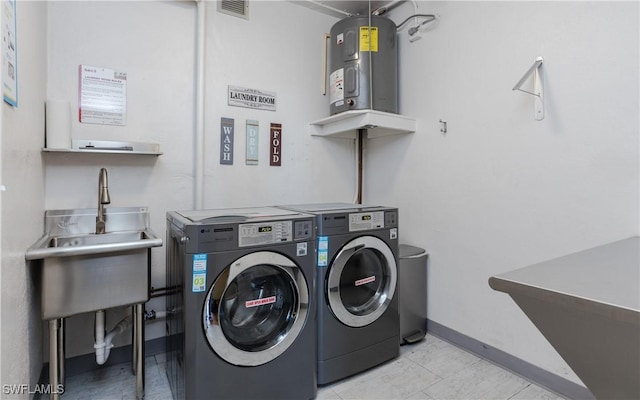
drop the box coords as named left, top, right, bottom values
left=220, top=117, right=234, bottom=165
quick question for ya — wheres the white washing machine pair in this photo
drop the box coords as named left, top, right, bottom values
left=279, top=203, right=400, bottom=385
left=165, top=207, right=317, bottom=399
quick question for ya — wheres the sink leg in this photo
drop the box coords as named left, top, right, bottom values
left=132, top=304, right=145, bottom=399
left=49, top=318, right=65, bottom=400
left=132, top=305, right=137, bottom=375
left=58, top=318, right=66, bottom=388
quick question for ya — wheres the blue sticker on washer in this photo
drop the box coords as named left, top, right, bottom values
left=317, top=236, right=328, bottom=267
left=192, top=254, right=207, bottom=292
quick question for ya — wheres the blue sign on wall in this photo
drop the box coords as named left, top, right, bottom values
left=246, top=120, right=259, bottom=165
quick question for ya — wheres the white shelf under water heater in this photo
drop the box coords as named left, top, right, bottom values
left=310, top=110, right=416, bottom=139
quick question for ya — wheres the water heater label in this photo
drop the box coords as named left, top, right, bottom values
left=329, top=68, right=344, bottom=105
left=359, top=26, right=378, bottom=52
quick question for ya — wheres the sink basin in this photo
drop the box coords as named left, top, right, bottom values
left=27, top=230, right=161, bottom=260
left=49, top=231, right=150, bottom=248
left=25, top=207, right=163, bottom=320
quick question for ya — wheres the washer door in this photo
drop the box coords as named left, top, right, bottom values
left=203, top=251, right=309, bottom=366
left=327, top=235, right=397, bottom=327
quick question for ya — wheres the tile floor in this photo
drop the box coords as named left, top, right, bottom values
left=60, top=334, right=564, bottom=400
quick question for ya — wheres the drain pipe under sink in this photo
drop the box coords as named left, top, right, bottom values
left=94, top=310, right=132, bottom=365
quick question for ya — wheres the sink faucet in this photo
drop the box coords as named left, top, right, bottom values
left=96, top=168, right=111, bottom=234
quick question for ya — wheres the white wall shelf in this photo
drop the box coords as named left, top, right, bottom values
left=42, top=148, right=162, bottom=155
left=42, top=139, right=162, bottom=156
left=310, top=110, right=416, bottom=139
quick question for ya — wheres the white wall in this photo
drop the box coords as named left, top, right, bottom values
left=45, top=1, right=345, bottom=358
left=1, top=0, right=47, bottom=392
left=202, top=1, right=355, bottom=208
left=367, top=0, right=639, bottom=385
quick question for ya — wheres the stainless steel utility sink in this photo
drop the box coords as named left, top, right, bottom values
left=25, top=207, right=163, bottom=320
left=29, top=230, right=159, bottom=259
left=49, top=231, right=149, bottom=247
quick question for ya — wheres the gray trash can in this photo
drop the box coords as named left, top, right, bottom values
left=399, top=244, right=428, bottom=345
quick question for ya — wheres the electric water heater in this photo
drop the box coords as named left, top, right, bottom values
left=329, top=16, right=398, bottom=115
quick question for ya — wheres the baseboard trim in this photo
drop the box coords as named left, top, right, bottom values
left=426, top=319, right=595, bottom=400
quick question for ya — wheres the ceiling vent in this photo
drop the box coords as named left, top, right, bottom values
left=218, top=0, right=249, bottom=20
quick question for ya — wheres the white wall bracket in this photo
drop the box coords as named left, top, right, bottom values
left=513, top=56, right=544, bottom=121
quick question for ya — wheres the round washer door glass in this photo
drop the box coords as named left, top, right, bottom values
left=203, top=251, right=309, bottom=366
left=327, top=235, right=397, bottom=327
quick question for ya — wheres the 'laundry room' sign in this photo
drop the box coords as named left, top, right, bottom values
left=228, top=86, right=276, bottom=111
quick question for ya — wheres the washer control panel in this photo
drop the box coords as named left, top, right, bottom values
left=349, top=211, right=385, bottom=231
left=238, top=221, right=292, bottom=247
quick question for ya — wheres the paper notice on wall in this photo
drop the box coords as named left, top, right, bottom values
left=78, top=65, right=127, bottom=125
left=2, top=0, right=17, bottom=107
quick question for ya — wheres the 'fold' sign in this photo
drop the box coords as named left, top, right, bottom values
left=270, top=123, right=282, bottom=166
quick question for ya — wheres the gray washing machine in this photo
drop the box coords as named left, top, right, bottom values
left=279, top=203, right=400, bottom=385
left=165, top=207, right=316, bottom=400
